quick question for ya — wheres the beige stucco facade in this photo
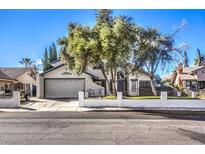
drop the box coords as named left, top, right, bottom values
left=128, top=72, right=151, bottom=96
left=37, top=60, right=154, bottom=98
left=16, top=70, right=37, bottom=97
left=0, top=79, right=14, bottom=91
left=37, top=65, right=105, bottom=98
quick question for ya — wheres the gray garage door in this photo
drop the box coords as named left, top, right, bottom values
left=45, top=78, right=85, bottom=98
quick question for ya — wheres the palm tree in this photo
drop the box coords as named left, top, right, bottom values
left=194, top=49, right=205, bottom=66
left=19, top=58, right=33, bottom=68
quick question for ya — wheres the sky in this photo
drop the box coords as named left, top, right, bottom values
left=0, top=9, right=205, bottom=76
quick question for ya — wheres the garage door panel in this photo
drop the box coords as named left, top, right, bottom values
left=45, top=79, right=85, bottom=98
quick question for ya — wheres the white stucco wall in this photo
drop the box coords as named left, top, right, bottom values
left=83, top=99, right=205, bottom=108
left=0, top=91, right=20, bottom=107
left=37, top=65, right=105, bottom=98
left=80, top=92, right=205, bottom=108
left=37, top=74, right=44, bottom=98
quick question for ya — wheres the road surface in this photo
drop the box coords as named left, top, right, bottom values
left=0, top=111, right=205, bottom=144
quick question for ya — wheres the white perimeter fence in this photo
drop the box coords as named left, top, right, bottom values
left=79, top=91, right=205, bottom=108
left=0, top=91, right=20, bottom=108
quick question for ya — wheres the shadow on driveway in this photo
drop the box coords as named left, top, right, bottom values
left=177, top=128, right=205, bottom=144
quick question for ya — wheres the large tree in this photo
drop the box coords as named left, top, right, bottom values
left=19, top=58, right=33, bottom=68
left=51, top=42, right=58, bottom=61
left=194, top=49, right=205, bottom=66
left=48, top=42, right=58, bottom=63
left=42, top=47, right=51, bottom=71
left=132, top=27, right=182, bottom=95
left=59, top=10, right=137, bottom=95
left=48, top=46, right=53, bottom=63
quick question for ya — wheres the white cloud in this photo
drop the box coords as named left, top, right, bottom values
left=34, top=59, right=42, bottom=65
left=180, top=18, right=189, bottom=28
left=178, top=42, right=189, bottom=49
left=172, top=18, right=189, bottom=32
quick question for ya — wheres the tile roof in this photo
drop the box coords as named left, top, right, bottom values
left=189, top=66, right=205, bottom=73
left=0, top=71, right=14, bottom=81
left=0, top=67, right=30, bottom=79
left=50, top=59, right=60, bottom=64
left=179, top=74, right=196, bottom=80
left=183, top=67, right=199, bottom=73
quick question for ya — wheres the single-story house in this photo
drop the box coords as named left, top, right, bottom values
left=174, top=64, right=205, bottom=90
left=0, top=67, right=37, bottom=96
left=37, top=60, right=155, bottom=99
left=0, top=71, right=16, bottom=91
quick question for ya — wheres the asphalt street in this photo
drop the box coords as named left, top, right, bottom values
left=0, top=111, right=205, bottom=144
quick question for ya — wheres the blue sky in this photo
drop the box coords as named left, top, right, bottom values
left=0, top=9, right=205, bottom=76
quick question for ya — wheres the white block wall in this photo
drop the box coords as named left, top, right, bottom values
left=80, top=92, right=205, bottom=109
left=0, top=91, right=20, bottom=108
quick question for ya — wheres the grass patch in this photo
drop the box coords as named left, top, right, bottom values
left=124, top=96, right=160, bottom=99
left=103, top=95, right=198, bottom=100
left=197, top=95, right=205, bottom=99
left=103, top=95, right=117, bottom=99
left=168, top=96, right=195, bottom=99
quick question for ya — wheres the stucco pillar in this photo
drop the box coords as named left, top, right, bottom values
left=15, top=91, right=21, bottom=107
left=117, top=92, right=122, bottom=101
left=192, top=91, right=197, bottom=98
left=117, top=92, right=122, bottom=107
left=161, top=91, right=167, bottom=102
left=30, top=84, right=33, bottom=97
left=37, top=74, right=44, bottom=98
left=79, top=91, right=84, bottom=107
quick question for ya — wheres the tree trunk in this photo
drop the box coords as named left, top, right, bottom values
left=110, top=68, right=118, bottom=96
left=150, top=77, right=157, bottom=96
left=101, top=68, right=111, bottom=95
left=113, top=70, right=117, bottom=96
left=111, top=79, right=117, bottom=96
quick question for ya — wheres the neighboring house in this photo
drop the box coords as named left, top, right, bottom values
left=0, top=71, right=16, bottom=91
left=0, top=67, right=37, bottom=96
left=174, top=64, right=205, bottom=91
left=37, top=60, right=155, bottom=99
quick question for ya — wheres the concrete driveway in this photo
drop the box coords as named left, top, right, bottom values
left=20, top=98, right=80, bottom=111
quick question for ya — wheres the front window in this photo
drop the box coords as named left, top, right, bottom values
left=15, top=83, right=24, bottom=91
left=186, top=81, right=191, bottom=88
left=139, top=81, right=151, bottom=88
